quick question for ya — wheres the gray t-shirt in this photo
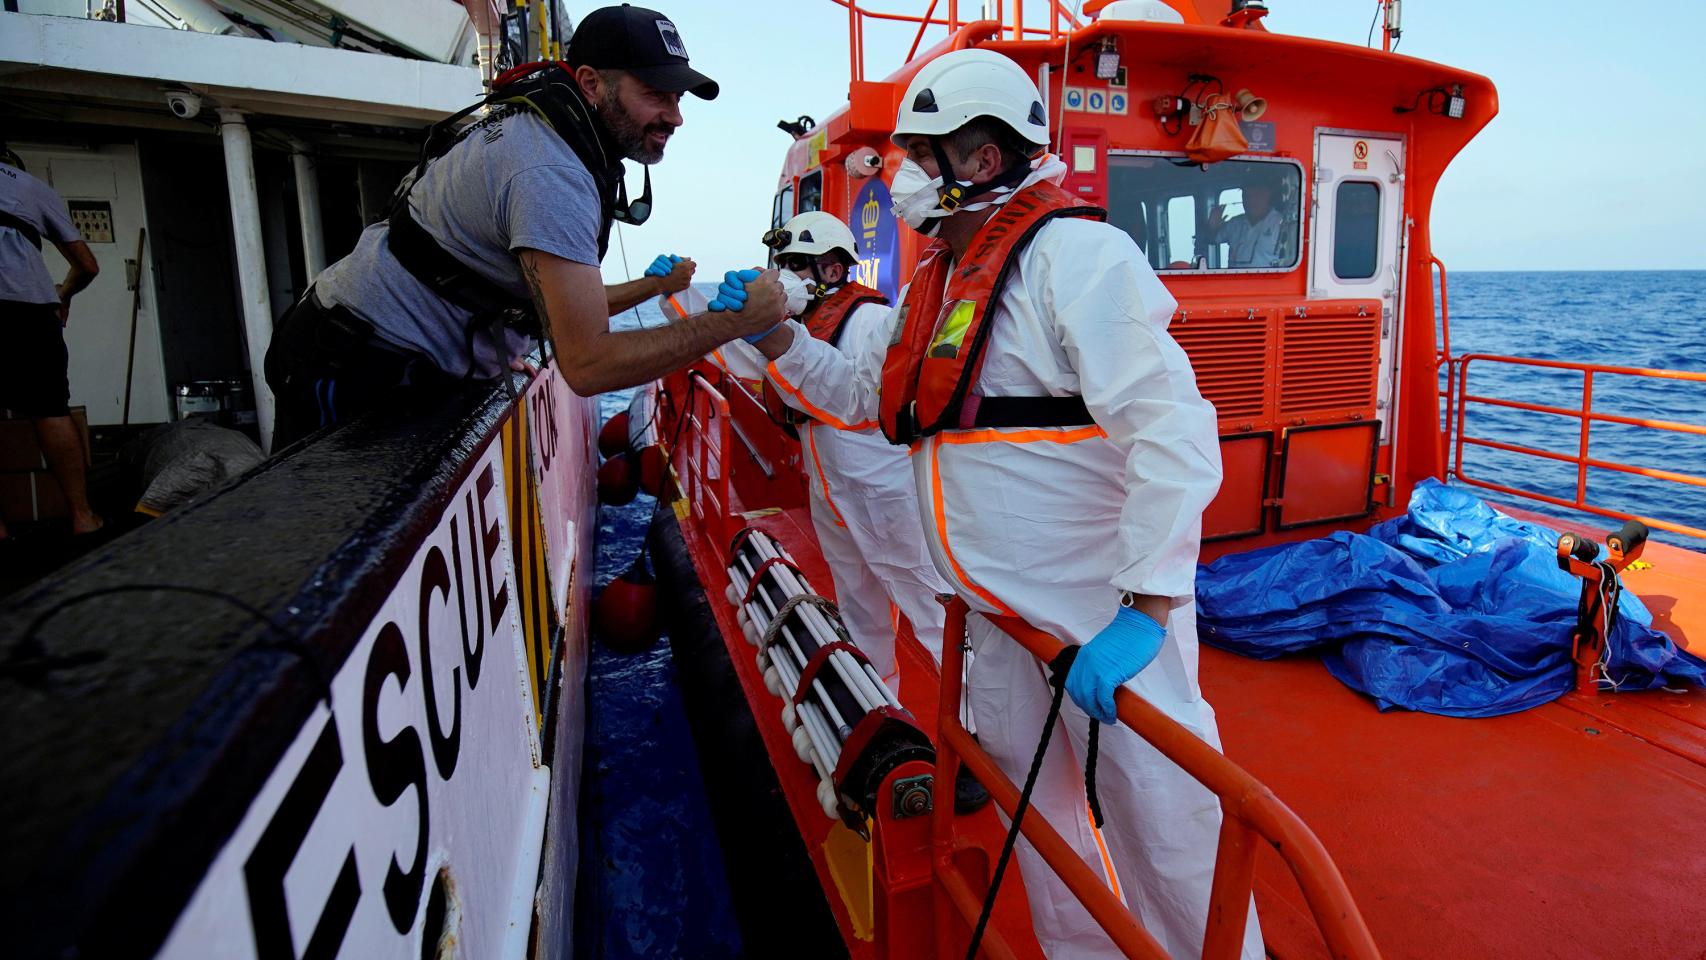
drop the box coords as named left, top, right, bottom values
left=315, top=110, right=603, bottom=378
left=0, top=163, right=81, bottom=305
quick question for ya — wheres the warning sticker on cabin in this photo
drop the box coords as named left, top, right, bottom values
left=1353, top=139, right=1369, bottom=170
left=1108, top=91, right=1129, bottom=116
left=1063, top=87, right=1086, bottom=112
left=1085, top=89, right=1107, bottom=114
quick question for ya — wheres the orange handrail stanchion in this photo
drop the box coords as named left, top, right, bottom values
left=681, top=371, right=733, bottom=551
left=932, top=599, right=1167, bottom=960
left=1450, top=353, right=1706, bottom=541
left=932, top=597, right=1382, bottom=960
left=1431, top=255, right=1452, bottom=472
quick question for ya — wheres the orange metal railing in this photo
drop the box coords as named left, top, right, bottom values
left=659, top=366, right=1380, bottom=957
left=1432, top=255, right=1453, bottom=472
left=828, top=0, right=1083, bottom=82
left=677, top=371, right=735, bottom=549
left=931, top=597, right=1382, bottom=960
left=1449, top=354, right=1706, bottom=541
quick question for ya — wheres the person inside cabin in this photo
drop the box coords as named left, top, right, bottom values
left=748, top=49, right=1262, bottom=959
left=1206, top=166, right=1286, bottom=268
left=0, top=143, right=104, bottom=540
left=262, top=5, right=783, bottom=449
left=696, top=211, right=990, bottom=813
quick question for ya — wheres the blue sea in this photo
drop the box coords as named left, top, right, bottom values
left=1444, top=271, right=1706, bottom=545
left=572, top=271, right=1706, bottom=956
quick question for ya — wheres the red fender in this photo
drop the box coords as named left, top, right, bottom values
left=636, top=444, right=668, bottom=498
left=597, top=411, right=632, bottom=459
left=596, top=453, right=639, bottom=506
left=593, top=557, right=659, bottom=654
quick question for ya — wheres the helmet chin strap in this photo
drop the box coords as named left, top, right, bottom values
left=928, top=136, right=1031, bottom=216
left=807, top=260, right=834, bottom=299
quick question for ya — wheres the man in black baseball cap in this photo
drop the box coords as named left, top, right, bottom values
left=264, top=4, right=784, bottom=450
left=567, top=4, right=719, bottom=101
left=560, top=4, right=717, bottom=166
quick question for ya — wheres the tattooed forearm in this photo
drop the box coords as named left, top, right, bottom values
left=519, top=253, right=550, bottom=321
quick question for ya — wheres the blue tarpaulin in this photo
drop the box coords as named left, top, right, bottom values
left=1197, top=480, right=1706, bottom=717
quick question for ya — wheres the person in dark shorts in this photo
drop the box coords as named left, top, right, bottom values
left=263, top=5, right=784, bottom=450
left=0, top=144, right=102, bottom=538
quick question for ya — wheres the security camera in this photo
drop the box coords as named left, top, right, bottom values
left=165, top=91, right=202, bottom=120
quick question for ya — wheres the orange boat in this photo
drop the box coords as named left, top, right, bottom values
left=637, top=2, right=1706, bottom=957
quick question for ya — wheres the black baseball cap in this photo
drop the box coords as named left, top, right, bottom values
left=565, top=5, right=719, bottom=101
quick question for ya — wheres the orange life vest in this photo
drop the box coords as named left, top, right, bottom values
left=763, top=282, right=888, bottom=428
left=878, top=181, right=1105, bottom=445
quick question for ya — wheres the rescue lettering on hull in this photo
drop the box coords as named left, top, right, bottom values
left=156, top=438, right=544, bottom=960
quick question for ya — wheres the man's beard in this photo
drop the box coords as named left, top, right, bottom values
left=597, top=88, right=673, bottom=164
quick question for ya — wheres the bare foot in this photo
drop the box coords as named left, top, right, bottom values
left=71, top=511, right=104, bottom=536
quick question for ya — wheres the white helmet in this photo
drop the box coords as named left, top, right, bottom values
left=891, top=48, right=1049, bottom=150
left=763, top=211, right=857, bottom=261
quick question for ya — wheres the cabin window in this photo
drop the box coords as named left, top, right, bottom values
left=798, top=170, right=823, bottom=214
left=771, top=182, right=795, bottom=230
left=1106, top=155, right=1302, bottom=273
left=1332, top=180, right=1381, bottom=280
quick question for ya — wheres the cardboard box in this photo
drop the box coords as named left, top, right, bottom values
left=0, top=406, right=90, bottom=471
left=0, top=419, right=39, bottom=472
left=0, top=473, right=31, bottom=523
left=0, top=470, right=72, bottom=524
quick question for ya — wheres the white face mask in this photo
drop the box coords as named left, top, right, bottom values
left=776, top=268, right=812, bottom=317
left=889, top=152, right=1071, bottom=236
left=889, top=158, right=954, bottom=235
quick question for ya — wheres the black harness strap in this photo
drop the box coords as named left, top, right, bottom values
left=387, top=202, right=530, bottom=319
left=382, top=64, right=625, bottom=349
left=963, top=395, right=1095, bottom=429
left=0, top=208, right=43, bottom=250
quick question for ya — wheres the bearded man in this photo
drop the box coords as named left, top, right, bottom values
left=264, top=5, right=781, bottom=448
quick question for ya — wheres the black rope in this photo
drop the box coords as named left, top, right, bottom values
left=965, top=644, right=1084, bottom=960
left=1085, top=718, right=1106, bottom=829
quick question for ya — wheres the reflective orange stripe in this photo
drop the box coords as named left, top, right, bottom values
left=805, top=425, right=848, bottom=528
left=1088, top=801, right=1127, bottom=905
left=765, top=361, right=878, bottom=432
left=929, top=421, right=1128, bottom=902
left=924, top=423, right=1107, bottom=626
left=929, top=440, right=1015, bottom=617
left=937, top=424, right=1107, bottom=446
left=667, top=294, right=688, bottom=317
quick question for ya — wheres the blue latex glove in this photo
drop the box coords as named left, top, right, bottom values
left=742, top=323, right=782, bottom=345
left=706, top=268, right=762, bottom=312
left=1065, top=606, right=1166, bottom=724
left=643, top=253, right=681, bottom=278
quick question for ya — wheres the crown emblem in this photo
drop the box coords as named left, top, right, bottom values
left=861, top=196, right=880, bottom=229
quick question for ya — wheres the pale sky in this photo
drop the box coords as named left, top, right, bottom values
left=597, top=0, right=1704, bottom=280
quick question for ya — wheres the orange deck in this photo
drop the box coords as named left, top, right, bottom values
left=711, top=504, right=1706, bottom=958
left=1204, top=519, right=1706, bottom=960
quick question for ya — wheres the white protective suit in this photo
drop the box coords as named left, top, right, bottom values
left=764, top=216, right=1263, bottom=958
left=711, top=293, right=952, bottom=689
